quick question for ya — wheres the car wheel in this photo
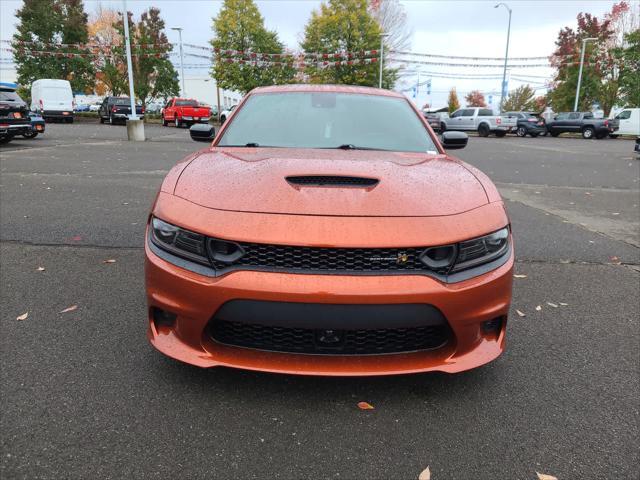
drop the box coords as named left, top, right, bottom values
left=530, top=132, right=539, bottom=138
left=550, top=131, right=560, bottom=137
left=440, top=122, right=446, bottom=133
left=0, top=135, right=12, bottom=144
left=99, top=115, right=105, bottom=124
left=582, top=126, right=595, bottom=139
left=495, top=130, right=507, bottom=138
left=22, top=130, right=38, bottom=139
left=220, top=115, right=226, bottom=124
left=478, top=124, right=490, bottom=137
left=174, top=117, right=181, bottom=128
left=66, top=117, right=73, bottom=124
left=516, top=126, right=527, bottom=137
left=609, top=134, right=619, bottom=139
left=162, top=116, right=168, bottom=127
left=109, top=114, right=114, bottom=125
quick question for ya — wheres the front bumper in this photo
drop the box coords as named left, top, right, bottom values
left=145, top=235, right=513, bottom=376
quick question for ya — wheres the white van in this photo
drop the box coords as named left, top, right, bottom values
left=31, top=79, right=74, bottom=122
left=609, top=108, right=640, bottom=137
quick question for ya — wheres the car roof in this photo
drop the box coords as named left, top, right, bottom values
left=250, top=84, right=404, bottom=98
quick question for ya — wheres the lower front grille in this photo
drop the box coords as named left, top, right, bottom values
left=209, top=320, right=451, bottom=355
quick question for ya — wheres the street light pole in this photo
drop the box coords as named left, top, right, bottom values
left=378, top=33, right=389, bottom=89
left=574, top=37, right=597, bottom=112
left=122, top=0, right=137, bottom=121
left=171, top=27, right=186, bottom=96
left=495, top=2, right=511, bottom=113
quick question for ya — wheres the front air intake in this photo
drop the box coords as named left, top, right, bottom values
left=286, top=175, right=379, bottom=187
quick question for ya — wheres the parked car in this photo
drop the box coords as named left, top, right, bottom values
left=146, top=84, right=513, bottom=376
left=162, top=98, right=211, bottom=127
left=423, top=111, right=448, bottom=133
left=0, top=83, right=32, bottom=144
left=30, top=79, right=74, bottom=123
left=98, top=97, right=144, bottom=125
left=441, top=107, right=517, bottom=137
left=89, top=102, right=101, bottom=112
left=545, top=112, right=619, bottom=139
left=608, top=108, right=640, bottom=138
left=75, top=103, right=90, bottom=112
left=505, top=111, right=547, bottom=137
left=219, top=104, right=236, bottom=124
left=23, top=111, right=45, bottom=139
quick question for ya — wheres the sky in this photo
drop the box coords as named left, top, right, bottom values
left=0, top=0, right=623, bottom=108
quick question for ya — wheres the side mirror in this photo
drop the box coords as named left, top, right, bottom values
left=441, top=131, right=468, bottom=150
left=190, top=123, right=215, bottom=142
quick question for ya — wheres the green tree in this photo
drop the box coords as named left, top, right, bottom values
left=301, top=0, right=397, bottom=88
left=12, top=0, right=95, bottom=93
left=614, top=29, right=640, bottom=107
left=112, top=8, right=179, bottom=105
left=502, top=85, right=537, bottom=111
left=447, top=87, right=460, bottom=114
left=210, top=0, right=295, bottom=93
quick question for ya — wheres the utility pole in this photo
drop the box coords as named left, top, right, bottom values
left=122, top=0, right=144, bottom=140
left=378, top=33, right=389, bottom=89
left=574, top=37, right=597, bottom=112
left=494, top=2, right=511, bottom=113
left=171, top=27, right=185, bottom=96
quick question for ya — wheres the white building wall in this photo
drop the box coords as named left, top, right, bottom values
left=182, top=77, right=242, bottom=109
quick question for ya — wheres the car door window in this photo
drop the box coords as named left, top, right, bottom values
left=616, top=110, right=631, bottom=120
left=568, top=113, right=580, bottom=120
left=450, top=110, right=461, bottom=118
left=582, top=112, right=593, bottom=119
left=461, top=109, right=474, bottom=117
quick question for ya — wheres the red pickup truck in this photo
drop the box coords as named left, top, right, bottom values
left=162, top=98, right=211, bottom=128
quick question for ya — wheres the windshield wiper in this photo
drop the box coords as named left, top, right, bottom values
left=332, top=144, right=390, bottom=151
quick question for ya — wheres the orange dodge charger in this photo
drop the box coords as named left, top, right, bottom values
left=145, top=84, right=513, bottom=376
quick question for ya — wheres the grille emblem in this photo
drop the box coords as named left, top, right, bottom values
left=316, top=329, right=343, bottom=345
left=368, top=252, right=409, bottom=264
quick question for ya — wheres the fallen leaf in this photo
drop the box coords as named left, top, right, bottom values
left=535, top=305, right=542, bottom=311
left=585, top=192, right=592, bottom=196
left=418, top=466, right=431, bottom=480
left=559, top=302, right=569, bottom=306
left=513, top=274, right=527, bottom=279
left=546, top=302, right=558, bottom=308
left=16, top=312, right=29, bottom=321
left=536, top=473, right=558, bottom=480
left=560, top=259, right=571, bottom=264
left=36, top=266, right=45, bottom=271
left=516, top=309, right=526, bottom=317
left=59, top=305, right=78, bottom=314
left=357, top=401, right=374, bottom=410
left=612, top=212, right=620, bottom=216
left=71, top=235, right=82, bottom=241
left=102, top=259, right=116, bottom=264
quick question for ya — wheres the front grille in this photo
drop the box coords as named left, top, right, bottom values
left=209, top=320, right=451, bottom=355
left=209, top=241, right=434, bottom=273
left=286, top=175, right=378, bottom=187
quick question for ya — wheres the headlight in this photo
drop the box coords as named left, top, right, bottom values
left=450, top=227, right=510, bottom=272
left=150, top=217, right=209, bottom=265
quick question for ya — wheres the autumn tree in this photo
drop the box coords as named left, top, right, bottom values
left=301, top=0, right=397, bottom=88
left=88, top=7, right=123, bottom=95
left=465, top=90, right=486, bottom=107
left=211, top=0, right=295, bottom=94
left=447, top=87, right=460, bottom=114
left=502, top=85, right=537, bottom=111
left=12, top=0, right=95, bottom=93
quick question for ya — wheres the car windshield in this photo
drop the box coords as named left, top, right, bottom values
left=0, top=90, right=22, bottom=102
left=218, top=92, right=437, bottom=152
left=176, top=100, right=198, bottom=107
left=115, top=98, right=132, bottom=105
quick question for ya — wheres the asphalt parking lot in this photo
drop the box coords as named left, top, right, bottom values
left=1, top=122, right=638, bottom=479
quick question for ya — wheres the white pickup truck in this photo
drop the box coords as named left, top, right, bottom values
left=441, top=107, right=517, bottom=137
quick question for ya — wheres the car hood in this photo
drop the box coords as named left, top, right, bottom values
left=173, top=148, right=489, bottom=217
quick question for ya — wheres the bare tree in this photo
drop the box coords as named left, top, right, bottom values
left=370, top=0, right=412, bottom=52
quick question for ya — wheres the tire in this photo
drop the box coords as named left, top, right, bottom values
left=609, top=134, right=619, bottom=139
left=22, top=130, right=38, bottom=139
left=478, top=124, right=490, bottom=137
left=174, top=117, right=180, bottom=128
left=516, top=127, right=527, bottom=137
left=66, top=117, right=73, bottom=124
left=162, top=116, right=168, bottom=127
left=0, top=135, right=12, bottom=144
left=440, top=122, right=447, bottom=133
left=220, top=115, right=226, bottom=124
left=99, top=115, right=105, bottom=124
left=530, top=132, right=539, bottom=138
left=582, top=126, right=595, bottom=139
left=109, top=114, right=114, bottom=125
left=495, top=130, right=507, bottom=138
left=550, top=131, right=560, bottom=137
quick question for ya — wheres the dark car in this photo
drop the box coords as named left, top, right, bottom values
left=423, top=112, right=442, bottom=132
left=506, top=111, right=546, bottom=137
left=98, top=97, right=145, bottom=125
left=546, top=112, right=619, bottom=139
left=635, top=137, right=639, bottom=156
left=22, top=112, right=46, bottom=139
left=0, top=84, right=32, bottom=144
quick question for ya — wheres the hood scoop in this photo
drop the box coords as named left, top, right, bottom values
left=286, top=175, right=379, bottom=188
